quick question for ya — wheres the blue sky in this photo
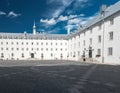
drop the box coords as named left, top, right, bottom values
left=0, top=0, right=119, bottom=34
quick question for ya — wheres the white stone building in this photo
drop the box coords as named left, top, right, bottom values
left=0, top=22, right=68, bottom=60
left=68, top=1, right=120, bottom=64
left=0, top=1, right=120, bottom=64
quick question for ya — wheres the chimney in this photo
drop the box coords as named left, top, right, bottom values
left=100, top=4, right=107, bottom=16
left=67, top=27, right=70, bottom=35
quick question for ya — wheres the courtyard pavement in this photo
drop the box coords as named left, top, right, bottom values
left=0, top=60, right=119, bottom=93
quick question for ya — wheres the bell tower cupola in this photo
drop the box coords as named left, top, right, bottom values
left=33, top=20, right=36, bottom=35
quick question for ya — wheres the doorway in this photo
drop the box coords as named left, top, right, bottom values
left=89, top=46, right=92, bottom=58
left=31, top=53, right=34, bottom=58
left=89, top=50, right=92, bottom=58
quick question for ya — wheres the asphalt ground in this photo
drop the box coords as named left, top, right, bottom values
left=0, top=60, right=119, bottom=93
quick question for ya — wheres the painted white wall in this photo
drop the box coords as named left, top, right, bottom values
left=68, top=12, right=120, bottom=64
left=0, top=39, right=68, bottom=60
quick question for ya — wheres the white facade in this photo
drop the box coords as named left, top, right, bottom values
left=0, top=1, right=120, bottom=64
left=0, top=38, right=68, bottom=60
left=68, top=1, right=120, bottom=64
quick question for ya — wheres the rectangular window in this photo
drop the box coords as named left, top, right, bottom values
left=1, top=53, right=4, bottom=58
left=1, top=42, right=3, bottom=45
left=98, top=35, right=101, bottom=43
left=51, top=43, right=53, bottom=45
left=11, top=42, right=14, bottom=45
left=26, top=42, right=28, bottom=45
left=73, top=52, right=76, bottom=57
left=97, top=49, right=101, bottom=55
left=11, top=48, right=14, bottom=51
left=1, top=48, right=3, bottom=51
left=60, top=53, right=63, bottom=58
left=41, top=53, right=44, bottom=58
left=41, top=48, right=43, bottom=51
left=51, top=53, right=53, bottom=57
left=11, top=53, right=14, bottom=57
left=6, top=48, right=8, bottom=50
left=26, top=48, right=29, bottom=51
left=22, top=48, right=24, bottom=51
left=109, top=32, right=113, bottom=40
left=110, top=18, right=114, bottom=25
left=108, top=47, right=113, bottom=56
left=90, top=38, right=92, bottom=45
left=84, top=32, right=86, bottom=36
left=22, top=53, right=24, bottom=58
left=37, top=48, right=39, bottom=51
left=37, top=42, right=39, bottom=45
left=83, top=40, right=85, bottom=46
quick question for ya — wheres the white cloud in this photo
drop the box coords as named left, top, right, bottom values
left=40, top=18, right=57, bottom=25
left=65, top=13, right=97, bottom=32
left=58, top=14, right=85, bottom=22
left=65, top=24, right=76, bottom=31
left=46, top=0, right=91, bottom=19
left=74, top=0, right=89, bottom=8
left=69, top=15, right=78, bottom=19
left=49, top=0, right=74, bottom=18
left=52, top=8, right=64, bottom=18
left=47, top=28, right=60, bottom=34
left=40, top=13, right=86, bottom=28
left=58, top=15, right=68, bottom=21
left=47, top=0, right=71, bottom=6
left=68, top=18, right=80, bottom=25
left=79, top=14, right=85, bottom=17
left=80, top=20, right=87, bottom=25
left=77, top=0, right=88, bottom=3
left=7, top=11, right=21, bottom=18
left=69, top=13, right=96, bottom=25
left=0, top=11, right=6, bottom=15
